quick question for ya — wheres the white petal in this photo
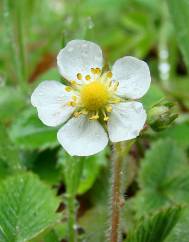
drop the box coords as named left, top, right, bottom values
left=31, top=80, right=75, bottom=127
left=108, top=102, right=146, bottom=142
left=57, top=115, right=108, bottom=156
left=112, top=56, right=151, bottom=99
left=57, top=40, right=103, bottom=82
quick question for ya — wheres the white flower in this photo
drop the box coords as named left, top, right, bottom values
left=31, top=40, right=151, bottom=156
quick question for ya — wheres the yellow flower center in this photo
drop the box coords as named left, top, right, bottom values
left=80, top=81, right=109, bottom=111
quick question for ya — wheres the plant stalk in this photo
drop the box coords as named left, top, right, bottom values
left=110, top=142, right=123, bottom=242
left=109, top=141, right=134, bottom=242
left=67, top=194, right=77, bottom=242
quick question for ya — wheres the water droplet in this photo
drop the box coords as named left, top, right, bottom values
left=86, top=16, right=94, bottom=29
left=82, top=43, right=88, bottom=48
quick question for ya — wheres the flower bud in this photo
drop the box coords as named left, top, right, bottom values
left=148, top=100, right=178, bottom=131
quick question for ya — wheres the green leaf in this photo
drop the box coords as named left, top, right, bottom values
left=126, top=207, right=182, bottom=242
left=58, top=151, right=84, bottom=196
left=134, top=139, right=189, bottom=216
left=32, top=149, right=62, bottom=185
left=9, top=108, right=58, bottom=150
left=167, top=0, right=189, bottom=72
left=158, top=123, right=189, bottom=149
left=58, top=150, right=107, bottom=195
left=166, top=207, right=189, bottom=242
left=79, top=205, right=107, bottom=242
left=0, top=123, right=21, bottom=180
left=0, top=86, right=26, bottom=123
left=0, top=173, right=60, bottom=242
left=77, top=151, right=107, bottom=194
left=141, top=84, right=165, bottom=109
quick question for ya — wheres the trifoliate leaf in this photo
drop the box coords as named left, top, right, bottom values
left=126, top=206, right=182, bottom=242
left=0, top=173, right=60, bottom=242
left=166, top=207, right=189, bottom=242
left=0, top=86, right=26, bottom=123
left=134, top=139, right=189, bottom=216
left=0, top=123, right=21, bottom=180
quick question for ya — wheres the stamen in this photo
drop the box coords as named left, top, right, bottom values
left=70, top=80, right=77, bottom=86
left=113, top=81, right=119, bottom=91
left=74, top=112, right=80, bottom=118
left=67, top=101, right=77, bottom=107
left=108, top=80, right=113, bottom=88
left=106, top=105, right=113, bottom=113
left=110, top=97, right=121, bottom=104
left=91, top=68, right=96, bottom=74
left=80, top=110, right=88, bottom=115
left=65, top=86, right=72, bottom=92
left=102, top=110, right=109, bottom=121
left=85, top=75, right=91, bottom=81
left=77, top=73, right=82, bottom=80
left=106, top=71, right=112, bottom=78
left=72, top=96, right=77, bottom=102
left=74, top=110, right=88, bottom=118
left=89, top=112, right=99, bottom=120
left=95, top=68, right=101, bottom=75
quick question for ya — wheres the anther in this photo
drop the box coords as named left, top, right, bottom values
left=104, top=116, right=109, bottom=121
left=89, top=112, right=99, bottom=120
left=85, top=75, right=91, bottom=81
left=91, top=68, right=96, bottom=74
left=65, top=86, right=72, bottom=92
left=72, top=96, right=77, bottom=102
left=70, top=80, right=77, bottom=86
left=106, top=105, right=113, bottom=113
left=106, top=71, right=112, bottom=78
left=95, top=68, right=101, bottom=75
left=102, top=110, right=109, bottom=121
left=67, top=101, right=77, bottom=107
left=74, top=112, right=80, bottom=118
left=89, top=115, right=99, bottom=120
left=77, top=73, right=82, bottom=80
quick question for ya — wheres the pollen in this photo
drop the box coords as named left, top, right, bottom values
left=80, top=81, right=110, bottom=111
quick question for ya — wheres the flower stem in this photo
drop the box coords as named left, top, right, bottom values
left=67, top=195, right=77, bottom=242
left=64, top=156, right=83, bottom=242
left=110, top=143, right=123, bottom=242
left=109, top=141, right=134, bottom=242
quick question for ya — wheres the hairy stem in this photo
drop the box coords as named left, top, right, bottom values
left=110, top=142, right=123, bottom=242
left=109, top=141, right=134, bottom=242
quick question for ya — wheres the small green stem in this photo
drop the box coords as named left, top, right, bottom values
left=64, top=156, right=83, bottom=242
left=67, top=195, right=77, bottom=242
left=3, top=0, right=28, bottom=93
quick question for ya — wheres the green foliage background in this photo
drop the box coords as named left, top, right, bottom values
left=0, top=0, right=189, bottom=241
